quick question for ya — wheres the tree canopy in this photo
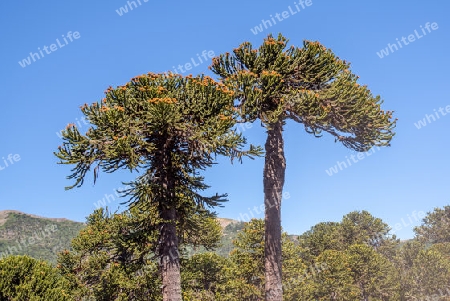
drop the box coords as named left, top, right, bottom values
left=210, top=33, right=397, bottom=151
left=210, top=33, right=397, bottom=300
left=54, top=72, right=261, bottom=301
left=0, top=255, right=71, bottom=301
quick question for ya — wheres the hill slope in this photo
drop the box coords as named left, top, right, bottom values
left=0, top=210, right=85, bottom=264
left=0, top=210, right=245, bottom=263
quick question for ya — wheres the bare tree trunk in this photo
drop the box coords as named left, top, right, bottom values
left=158, top=136, right=182, bottom=301
left=264, top=119, right=286, bottom=301
left=160, top=207, right=182, bottom=301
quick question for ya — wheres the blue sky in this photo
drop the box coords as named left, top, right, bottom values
left=0, top=0, right=449, bottom=240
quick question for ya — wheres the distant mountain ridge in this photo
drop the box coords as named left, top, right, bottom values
left=0, top=210, right=71, bottom=225
left=0, top=210, right=245, bottom=263
left=0, top=210, right=85, bottom=264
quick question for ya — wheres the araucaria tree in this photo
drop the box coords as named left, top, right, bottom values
left=210, top=33, right=397, bottom=300
left=55, top=73, right=260, bottom=301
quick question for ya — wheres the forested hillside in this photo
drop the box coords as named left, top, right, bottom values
left=0, top=210, right=244, bottom=263
left=1, top=207, right=450, bottom=300
left=0, top=211, right=85, bottom=264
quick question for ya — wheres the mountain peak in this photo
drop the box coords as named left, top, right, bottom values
left=216, top=217, right=240, bottom=229
left=0, top=210, right=72, bottom=227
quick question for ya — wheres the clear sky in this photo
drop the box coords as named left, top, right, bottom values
left=0, top=0, right=449, bottom=240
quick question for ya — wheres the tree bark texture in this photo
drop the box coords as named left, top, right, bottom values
left=264, top=119, right=286, bottom=301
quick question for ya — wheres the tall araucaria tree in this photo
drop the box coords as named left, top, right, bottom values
left=210, top=33, right=397, bottom=300
left=54, top=73, right=261, bottom=301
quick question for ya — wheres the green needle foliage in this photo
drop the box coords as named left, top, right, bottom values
left=55, top=73, right=259, bottom=190
left=57, top=207, right=225, bottom=301
left=347, top=244, right=400, bottom=301
left=414, top=205, right=450, bottom=244
left=314, top=250, right=358, bottom=300
left=57, top=208, right=161, bottom=301
left=54, top=72, right=261, bottom=301
left=181, top=252, right=230, bottom=301
left=0, top=255, right=71, bottom=300
left=210, top=33, right=397, bottom=300
left=210, top=33, right=396, bottom=151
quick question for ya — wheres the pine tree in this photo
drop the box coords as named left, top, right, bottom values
left=414, top=205, right=450, bottom=244
left=181, top=252, right=230, bottom=301
left=340, top=210, right=399, bottom=260
left=394, top=238, right=450, bottom=300
left=58, top=208, right=230, bottom=301
left=298, top=222, right=341, bottom=258
left=210, top=33, right=397, bottom=300
left=223, top=219, right=308, bottom=301
left=346, top=244, right=400, bottom=301
left=57, top=208, right=162, bottom=301
left=314, top=250, right=358, bottom=301
left=408, top=248, right=450, bottom=300
left=55, top=73, right=261, bottom=301
left=0, top=255, right=70, bottom=300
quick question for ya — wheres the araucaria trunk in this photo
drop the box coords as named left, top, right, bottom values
left=160, top=207, right=182, bottom=301
left=264, top=119, right=286, bottom=301
left=158, top=136, right=182, bottom=301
